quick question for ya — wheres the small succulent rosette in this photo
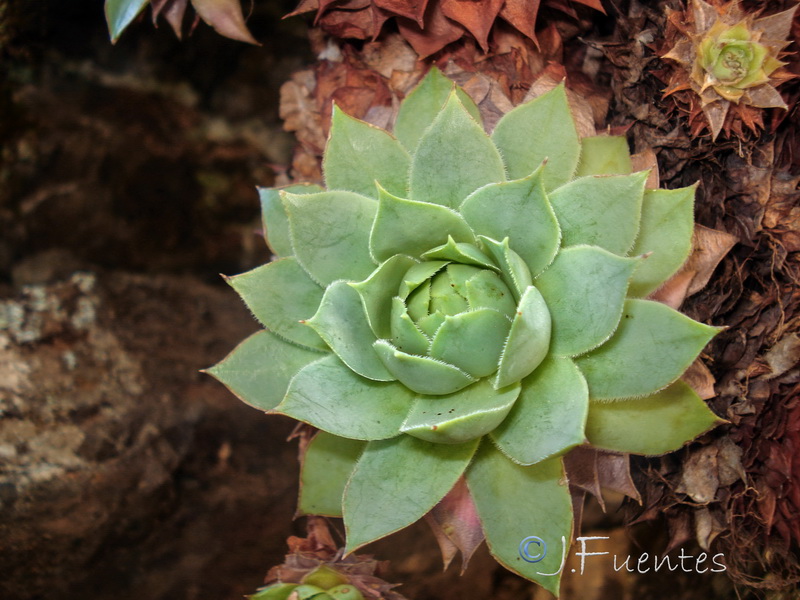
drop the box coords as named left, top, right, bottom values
left=663, top=0, right=797, bottom=138
left=210, top=68, right=723, bottom=594
left=250, top=565, right=367, bottom=600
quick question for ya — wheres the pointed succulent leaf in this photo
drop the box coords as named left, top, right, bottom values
left=575, top=299, right=721, bottom=400
left=409, top=92, right=506, bottom=209
left=429, top=272, right=469, bottom=314
left=192, top=0, right=259, bottom=45
left=394, top=66, right=481, bottom=152
left=373, top=340, right=477, bottom=395
left=106, top=0, right=149, bottom=42
left=399, top=260, right=449, bottom=298
left=370, top=187, right=475, bottom=261
left=249, top=583, right=299, bottom=600
left=259, top=184, right=322, bottom=258
left=494, top=286, right=551, bottom=388
left=446, top=264, right=484, bottom=296
left=627, top=186, right=695, bottom=297
left=227, top=258, right=326, bottom=351
left=575, top=136, right=633, bottom=176
left=491, top=357, right=588, bottom=465
left=464, top=270, right=517, bottom=315
left=299, top=431, right=365, bottom=517
left=344, top=435, right=480, bottom=552
left=586, top=380, right=722, bottom=455
left=406, top=281, right=431, bottom=322
left=429, top=309, right=512, bottom=378
left=206, top=330, right=322, bottom=411
left=421, top=237, right=497, bottom=270
left=534, top=246, right=639, bottom=357
left=460, top=169, right=560, bottom=277
left=290, top=585, right=330, bottom=600
left=466, top=444, right=572, bottom=596
left=416, top=311, right=446, bottom=338
left=549, top=172, right=648, bottom=255
left=350, top=254, right=418, bottom=338
left=302, top=567, right=349, bottom=589
left=307, top=281, right=394, bottom=382
left=283, top=191, right=377, bottom=286
left=479, top=236, right=533, bottom=300
left=390, top=297, right=430, bottom=355
left=491, top=84, right=580, bottom=190
left=402, top=379, right=520, bottom=444
left=278, top=355, right=414, bottom=440
left=323, top=105, right=410, bottom=198
left=327, top=585, right=363, bottom=600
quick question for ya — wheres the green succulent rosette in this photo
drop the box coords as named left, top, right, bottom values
left=663, top=0, right=796, bottom=139
left=210, top=68, right=723, bottom=595
left=696, top=20, right=783, bottom=103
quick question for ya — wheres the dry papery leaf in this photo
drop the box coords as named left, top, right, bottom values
left=277, top=32, right=610, bottom=183
left=426, top=477, right=485, bottom=571
left=682, top=359, right=717, bottom=400
left=564, top=446, right=641, bottom=514
left=263, top=516, right=409, bottom=600
left=593, top=9, right=800, bottom=591
left=152, top=0, right=189, bottom=38
left=151, top=0, right=259, bottom=44
left=650, top=225, right=738, bottom=311
left=632, top=183, right=800, bottom=591
left=287, top=0, right=606, bottom=57
left=676, top=437, right=744, bottom=505
left=193, top=0, right=260, bottom=44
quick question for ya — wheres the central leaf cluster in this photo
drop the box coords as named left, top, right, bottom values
left=393, top=253, right=516, bottom=373
left=371, top=238, right=546, bottom=396
left=698, top=22, right=770, bottom=90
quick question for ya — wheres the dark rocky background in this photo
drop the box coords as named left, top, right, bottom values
left=1, top=2, right=309, bottom=598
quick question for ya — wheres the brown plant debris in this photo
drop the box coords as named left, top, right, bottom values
left=150, top=0, right=260, bottom=44
left=277, top=30, right=606, bottom=183
left=286, top=0, right=605, bottom=57
left=260, top=517, right=409, bottom=600
left=426, top=477, right=485, bottom=572
left=624, top=139, right=800, bottom=593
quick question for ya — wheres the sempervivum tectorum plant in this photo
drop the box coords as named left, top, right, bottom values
left=209, top=67, right=723, bottom=595
left=662, top=0, right=797, bottom=139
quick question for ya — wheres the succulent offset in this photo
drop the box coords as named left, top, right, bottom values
left=250, top=565, right=365, bottom=600
left=209, top=68, right=722, bottom=594
left=663, top=0, right=797, bottom=139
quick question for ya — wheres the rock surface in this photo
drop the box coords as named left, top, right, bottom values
left=0, top=269, right=299, bottom=600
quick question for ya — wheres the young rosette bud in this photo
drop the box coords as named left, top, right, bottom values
left=698, top=22, right=774, bottom=97
left=663, top=0, right=797, bottom=139
left=209, top=67, right=724, bottom=595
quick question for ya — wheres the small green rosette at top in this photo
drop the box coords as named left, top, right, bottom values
left=208, top=67, right=723, bottom=596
